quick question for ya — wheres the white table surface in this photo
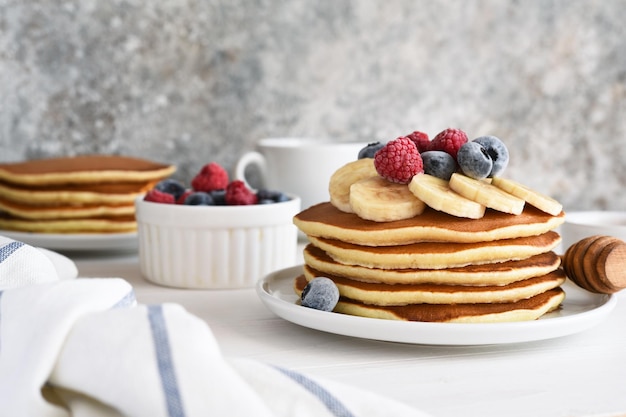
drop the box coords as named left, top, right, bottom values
left=70, top=248, right=626, bottom=417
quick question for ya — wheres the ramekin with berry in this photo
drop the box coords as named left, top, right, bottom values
left=135, top=162, right=300, bottom=289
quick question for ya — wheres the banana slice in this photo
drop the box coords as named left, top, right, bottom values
left=349, top=176, right=426, bottom=222
left=408, top=173, right=486, bottom=219
left=329, top=159, right=378, bottom=213
left=449, top=173, right=525, bottom=215
left=491, top=177, right=563, bottom=216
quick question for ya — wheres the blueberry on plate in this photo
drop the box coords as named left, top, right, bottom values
left=154, top=179, right=187, bottom=200
left=472, top=135, right=509, bottom=177
left=421, top=151, right=457, bottom=180
left=183, top=191, right=215, bottom=205
left=457, top=141, right=493, bottom=179
left=358, top=141, right=385, bottom=159
left=301, top=277, right=340, bottom=312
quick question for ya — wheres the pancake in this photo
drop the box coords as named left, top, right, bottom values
left=303, top=244, right=562, bottom=285
left=294, top=203, right=564, bottom=246
left=294, top=276, right=565, bottom=323
left=0, top=198, right=135, bottom=220
left=335, top=289, right=565, bottom=323
left=308, top=231, right=561, bottom=270
left=302, top=265, right=566, bottom=306
left=0, top=180, right=158, bottom=205
left=0, top=155, right=175, bottom=186
left=0, top=213, right=137, bottom=233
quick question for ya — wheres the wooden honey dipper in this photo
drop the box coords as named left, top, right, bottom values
left=562, top=235, right=626, bottom=294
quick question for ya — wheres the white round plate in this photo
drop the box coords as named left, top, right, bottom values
left=257, top=265, right=617, bottom=346
left=0, top=230, right=137, bottom=252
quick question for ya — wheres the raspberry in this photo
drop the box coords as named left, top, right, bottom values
left=225, top=180, right=258, bottom=205
left=191, top=162, right=229, bottom=192
left=430, top=128, right=468, bottom=160
left=406, top=131, right=431, bottom=153
left=144, top=189, right=176, bottom=204
left=374, top=137, right=424, bottom=184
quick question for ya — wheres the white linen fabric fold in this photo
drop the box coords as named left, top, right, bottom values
left=0, top=235, right=60, bottom=290
left=0, top=278, right=135, bottom=416
left=0, top=236, right=432, bottom=417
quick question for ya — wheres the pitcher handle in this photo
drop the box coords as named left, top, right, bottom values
left=234, top=151, right=267, bottom=190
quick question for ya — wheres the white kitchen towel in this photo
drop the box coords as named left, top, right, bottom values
left=0, top=235, right=60, bottom=290
left=47, top=303, right=431, bottom=417
left=0, top=236, right=431, bottom=417
left=230, top=359, right=429, bottom=417
left=0, top=278, right=136, bottom=416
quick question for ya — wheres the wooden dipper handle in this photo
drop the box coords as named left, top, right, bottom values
left=563, top=235, right=626, bottom=294
left=596, top=240, right=626, bottom=292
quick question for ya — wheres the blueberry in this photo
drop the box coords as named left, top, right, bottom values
left=300, top=277, right=340, bottom=312
left=358, top=141, right=385, bottom=159
left=472, top=135, right=509, bottom=177
left=154, top=179, right=186, bottom=200
left=209, top=189, right=226, bottom=205
left=256, top=189, right=290, bottom=204
left=256, top=189, right=275, bottom=201
left=421, top=151, right=457, bottom=180
left=183, top=191, right=214, bottom=205
left=274, top=193, right=290, bottom=203
left=457, top=142, right=493, bottom=179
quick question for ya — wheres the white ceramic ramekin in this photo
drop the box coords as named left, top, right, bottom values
left=135, top=195, right=301, bottom=289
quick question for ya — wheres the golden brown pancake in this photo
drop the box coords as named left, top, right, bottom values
left=0, top=180, right=158, bottom=205
left=0, top=213, right=137, bottom=233
left=294, top=203, right=564, bottom=246
left=303, top=265, right=566, bottom=305
left=335, top=289, right=565, bottom=323
left=303, top=244, right=562, bottom=285
left=307, top=231, right=561, bottom=270
left=0, top=155, right=175, bottom=185
left=294, top=275, right=565, bottom=323
left=0, top=155, right=174, bottom=234
left=0, top=198, right=135, bottom=220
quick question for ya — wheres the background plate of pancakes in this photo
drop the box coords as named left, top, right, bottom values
left=257, top=265, right=617, bottom=346
left=0, top=155, right=175, bottom=252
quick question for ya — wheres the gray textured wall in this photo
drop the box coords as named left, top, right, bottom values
left=1, top=0, right=625, bottom=210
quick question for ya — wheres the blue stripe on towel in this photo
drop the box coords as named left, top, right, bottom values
left=112, top=289, right=136, bottom=309
left=273, top=365, right=356, bottom=417
left=0, top=241, right=24, bottom=264
left=147, top=305, right=185, bottom=417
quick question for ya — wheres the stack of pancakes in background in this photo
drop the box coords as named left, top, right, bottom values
left=0, top=155, right=175, bottom=234
left=294, top=203, right=566, bottom=323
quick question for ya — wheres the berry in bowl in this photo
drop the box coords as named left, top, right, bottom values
left=135, top=162, right=301, bottom=289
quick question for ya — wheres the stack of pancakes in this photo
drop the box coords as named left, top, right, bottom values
left=293, top=203, right=566, bottom=323
left=0, top=155, right=175, bottom=234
